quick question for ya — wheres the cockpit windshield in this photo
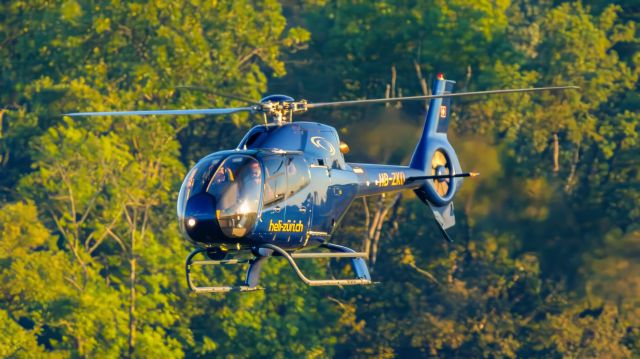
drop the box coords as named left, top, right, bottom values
left=177, top=154, right=222, bottom=221
left=207, top=155, right=262, bottom=238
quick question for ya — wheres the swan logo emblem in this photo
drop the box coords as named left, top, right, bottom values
left=310, top=136, right=336, bottom=155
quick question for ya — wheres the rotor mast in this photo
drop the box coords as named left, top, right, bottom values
left=260, top=99, right=308, bottom=124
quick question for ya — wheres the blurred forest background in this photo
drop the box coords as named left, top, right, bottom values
left=1, top=0, right=639, bottom=357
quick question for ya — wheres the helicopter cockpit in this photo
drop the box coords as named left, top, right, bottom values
left=208, top=156, right=262, bottom=237
left=177, top=153, right=263, bottom=245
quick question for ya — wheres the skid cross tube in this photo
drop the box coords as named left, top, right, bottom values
left=260, top=243, right=372, bottom=286
left=185, top=248, right=262, bottom=293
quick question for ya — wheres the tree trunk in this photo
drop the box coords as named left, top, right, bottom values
left=367, top=193, right=402, bottom=271
left=553, top=132, right=560, bottom=173
left=0, top=109, right=7, bottom=167
left=362, top=197, right=371, bottom=254
left=128, top=257, right=136, bottom=358
left=565, top=142, right=581, bottom=192
left=414, top=61, right=429, bottom=99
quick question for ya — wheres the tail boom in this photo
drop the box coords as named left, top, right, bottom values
left=349, top=164, right=424, bottom=197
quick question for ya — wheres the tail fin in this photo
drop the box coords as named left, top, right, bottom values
left=435, top=78, right=455, bottom=134
left=409, top=74, right=463, bottom=236
left=409, top=74, right=458, bottom=173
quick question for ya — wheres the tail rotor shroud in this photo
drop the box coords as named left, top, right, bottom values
left=431, top=149, right=452, bottom=198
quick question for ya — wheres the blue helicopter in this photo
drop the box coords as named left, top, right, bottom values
left=67, top=74, right=576, bottom=292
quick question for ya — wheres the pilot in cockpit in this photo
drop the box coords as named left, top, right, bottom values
left=214, top=165, right=237, bottom=212
left=247, top=161, right=262, bottom=186
left=238, top=161, right=262, bottom=204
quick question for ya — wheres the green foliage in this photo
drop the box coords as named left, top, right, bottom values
left=0, top=309, right=47, bottom=358
left=535, top=302, right=634, bottom=358
left=1, top=0, right=638, bottom=357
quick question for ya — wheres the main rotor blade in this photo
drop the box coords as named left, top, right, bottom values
left=64, top=107, right=256, bottom=117
left=307, top=86, right=579, bottom=109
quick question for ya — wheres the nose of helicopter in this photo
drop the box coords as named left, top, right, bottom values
left=177, top=154, right=263, bottom=246
left=180, top=192, right=224, bottom=245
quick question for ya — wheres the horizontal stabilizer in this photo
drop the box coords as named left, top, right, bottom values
left=428, top=201, right=455, bottom=243
left=429, top=201, right=455, bottom=230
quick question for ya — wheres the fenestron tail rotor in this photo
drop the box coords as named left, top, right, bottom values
left=431, top=150, right=451, bottom=197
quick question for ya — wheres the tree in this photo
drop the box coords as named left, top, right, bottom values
left=1, top=0, right=313, bottom=356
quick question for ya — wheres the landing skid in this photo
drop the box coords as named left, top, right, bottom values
left=185, top=243, right=372, bottom=293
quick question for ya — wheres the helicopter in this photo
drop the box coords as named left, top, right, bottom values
left=66, top=74, right=577, bottom=293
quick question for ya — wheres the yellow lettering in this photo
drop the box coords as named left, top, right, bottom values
left=390, top=172, right=406, bottom=186
left=378, top=172, right=406, bottom=187
left=377, top=172, right=390, bottom=187
left=268, top=219, right=305, bottom=232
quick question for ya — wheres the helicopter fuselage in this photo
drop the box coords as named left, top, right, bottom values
left=176, top=121, right=428, bottom=252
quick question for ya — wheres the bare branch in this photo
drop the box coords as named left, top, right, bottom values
left=370, top=193, right=402, bottom=270
left=46, top=207, right=69, bottom=243
left=407, top=262, right=440, bottom=285
left=88, top=208, right=124, bottom=254
left=565, top=142, right=581, bottom=193
left=64, top=276, right=84, bottom=293
left=106, top=228, right=128, bottom=252
left=362, top=197, right=371, bottom=254
left=48, top=206, right=88, bottom=289
left=237, top=48, right=262, bottom=68
left=326, top=296, right=348, bottom=310
left=139, top=204, right=151, bottom=245
left=553, top=132, right=560, bottom=173
left=123, top=205, right=134, bottom=227
left=463, top=65, right=472, bottom=92
left=77, top=187, right=106, bottom=227
left=414, top=61, right=429, bottom=108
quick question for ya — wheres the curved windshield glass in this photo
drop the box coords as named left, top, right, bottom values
left=177, top=155, right=222, bottom=222
left=207, top=155, right=262, bottom=238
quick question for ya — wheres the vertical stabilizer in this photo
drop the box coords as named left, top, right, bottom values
left=409, top=74, right=463, bottom=238
left=409, top=74, right=456, bottom=173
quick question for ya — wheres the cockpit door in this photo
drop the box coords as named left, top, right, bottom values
left=283, top=155, right=313, bottom=245
left=256, top=155, right=286, bottom=241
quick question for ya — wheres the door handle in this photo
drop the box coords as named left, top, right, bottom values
left=299, top=206, right=307, bottom=213
left=273, top=206, right=281, bottom=213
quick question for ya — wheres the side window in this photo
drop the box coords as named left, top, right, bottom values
left=287, top=156, right=310, bottom=196
left=243, top=129, right=268, bottom=149
left=262, top=156, right=286, bottom=206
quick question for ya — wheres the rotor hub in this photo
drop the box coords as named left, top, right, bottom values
left=256, top=97, right=308, bottom=124
left=435, top=166, right=448, bottom=181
